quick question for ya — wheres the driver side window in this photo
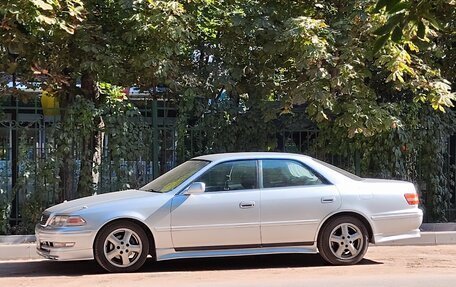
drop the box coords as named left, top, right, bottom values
left=196, top=160, right=258, bottom=192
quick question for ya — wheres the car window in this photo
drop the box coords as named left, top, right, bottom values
left=140, top=160, right=210, bottom=193
left=196, top=160, right=257, bottom=192
left=262, top=159, right=323, bottom=188
left=312, top=158, right=362, bottom=181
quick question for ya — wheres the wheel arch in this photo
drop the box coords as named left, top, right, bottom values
left=93, top=218, right=157, bottom=259
left=317, top=211, right=374, bottom=244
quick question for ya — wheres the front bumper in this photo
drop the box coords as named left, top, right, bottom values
left=35, top=224, right=95, bottom=261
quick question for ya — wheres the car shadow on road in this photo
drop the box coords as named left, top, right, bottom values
left=0, top=254, right=381, bottom=278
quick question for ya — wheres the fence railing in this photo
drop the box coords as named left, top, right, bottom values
left=1, top=94, right=455, bottom=233
left=0, top=95, right=178, bottom=230
left=181, top=127, right=456, bottom=223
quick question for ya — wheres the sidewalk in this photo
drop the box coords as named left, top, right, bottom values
left=0, top=243, right=40, bottom=260
left=1, top=230, right=455, bottom=261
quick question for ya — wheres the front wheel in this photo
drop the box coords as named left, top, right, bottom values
left=94, top=221, right=149, bottom=273
left=317, top=216, right=369, bottom=265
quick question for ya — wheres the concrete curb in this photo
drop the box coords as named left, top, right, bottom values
left=0, top=243, right=41, bottom=260
left=0, top=235, right=36, bottom=244
left=420, top=223, right=456, bottom=232
left=375, top=231, right=456, bottom=246
left=0, top=231, right=455, bottom=261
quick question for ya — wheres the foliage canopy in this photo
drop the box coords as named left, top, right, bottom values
left=0, top=0, right=455, bottom=228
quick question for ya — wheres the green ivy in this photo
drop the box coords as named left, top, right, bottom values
left=315, top=103, right=456, bottom=222
left=0, top=85, right=152, bottom=234
left=98, top=83, right=149, bottom=191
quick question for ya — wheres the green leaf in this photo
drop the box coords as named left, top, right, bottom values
left=385, top=0, right=402, bottom=11
left=31, top=0, right=53, bottom=11
left=388, top=2, right=411, bottom=14
left=59, top=22, right=75, bottom=34
left=374, top=0, right=390, bottom=12
left=423, top=13, right=444, bottom=30
left=373, top=34, right=390, bottom=54
left=417, top=20, right=426, bottom=39
left=36, top=14, right=56, bottom=25
left=372, top=13, right=404, bottom=35
left=391, top=26, right=403, bottom=43
left=373, top=23, right=393, bottom=36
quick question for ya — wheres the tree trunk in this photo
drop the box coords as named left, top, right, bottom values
left=58, top=82, right=76, bottom=201
left=77, top=73, right=104, bottom=197
left=92, top=118, right=104, bottom=193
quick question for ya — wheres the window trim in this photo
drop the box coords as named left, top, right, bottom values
left=190, top=159, right=260, bottom=193
left=259, top=158, right=332, bottom=189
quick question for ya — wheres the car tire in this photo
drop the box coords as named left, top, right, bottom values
left=317, top=216, right=369, bottom=265
left=94, top=221, right=149, bottom=273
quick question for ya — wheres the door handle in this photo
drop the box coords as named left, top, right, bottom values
left=239, top=201, right=255, bottom=209
left=321, top=197, right=335, bottom=203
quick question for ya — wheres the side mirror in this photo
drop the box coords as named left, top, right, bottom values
left=184, top=182, right=206, bottom=195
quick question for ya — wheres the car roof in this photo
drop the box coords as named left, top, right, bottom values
left=193, top=152, right=312, bottom=162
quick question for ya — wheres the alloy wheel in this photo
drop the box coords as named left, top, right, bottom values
left=103, top=228, right=143, bottom=268
left=328, top=223, right=364, bottom=260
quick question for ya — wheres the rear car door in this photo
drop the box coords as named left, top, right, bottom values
left=260, top=159, right=341, bottom=245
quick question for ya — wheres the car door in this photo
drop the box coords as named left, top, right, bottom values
left=260, top=159, right=341, bottom=245
left=170, top=160, right=261, bottom=250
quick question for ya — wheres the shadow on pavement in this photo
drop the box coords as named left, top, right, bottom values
left=0, top=254, right=382, bottom=277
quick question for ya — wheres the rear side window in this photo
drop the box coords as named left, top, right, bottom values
left=196, top=160, right=258, bottom=192
left=262, top=159, right=324, bottom=188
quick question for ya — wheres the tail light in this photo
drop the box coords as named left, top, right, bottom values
left=404, top=193, right=419, bottom=205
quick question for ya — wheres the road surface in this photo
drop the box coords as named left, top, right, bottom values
left=1, top=245, right=455, bottom=287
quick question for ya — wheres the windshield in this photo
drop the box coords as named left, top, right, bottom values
left=312, top=158, right=362, bottom=181
left=140, top=160, right=210, bottom=193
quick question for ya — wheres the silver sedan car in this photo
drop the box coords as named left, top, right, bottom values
left=36, top=152, right=423, bottom=272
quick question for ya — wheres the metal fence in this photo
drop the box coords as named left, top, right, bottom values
left=0, top=94, right=178, bottom=228
left=280, top=130, right=456, bottom=222
left=1, top=94, right=455, bottom=231
left=181, top=127, right=456, bottom=222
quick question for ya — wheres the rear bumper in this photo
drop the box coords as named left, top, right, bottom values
left=35, top=224, right=95, bottom=261
left=374, top=228, right=421, bottom=244
left=371, top=209, right=423, bottom=244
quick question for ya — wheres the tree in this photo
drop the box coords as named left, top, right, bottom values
left=1, top=0, right=194, bottom=199
left=0, top=0, right=454, bottom=223
left=178, top=0, right=454, bottom=134
left=177, top=0, right=455, bottom=220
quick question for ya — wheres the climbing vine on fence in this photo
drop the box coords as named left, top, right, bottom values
left=0, top=85, right=151, bottom=234
left=315, top=103, right=456, bottom=222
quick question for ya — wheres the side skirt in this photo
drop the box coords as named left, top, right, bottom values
left=156, top=243, right=318, bottom=261
left=174, top=241, right=314, bottom=252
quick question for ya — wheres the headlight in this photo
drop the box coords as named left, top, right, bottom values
left=48, top=215, right=86, bottom=227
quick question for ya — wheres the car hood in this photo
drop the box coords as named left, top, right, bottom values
left=45, top=189, right=161, bottom=214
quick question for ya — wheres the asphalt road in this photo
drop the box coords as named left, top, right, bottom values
left=1, top=245, right=455, bottom=287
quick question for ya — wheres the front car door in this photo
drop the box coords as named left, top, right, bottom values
left=170, top=160, right=261, bottom=250
left=260, top=159, right=341, bottom=245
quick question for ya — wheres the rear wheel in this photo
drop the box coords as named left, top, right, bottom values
left=94, top=221, right=149, bottom=273
left=318, top=216, right=369, bottom=265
